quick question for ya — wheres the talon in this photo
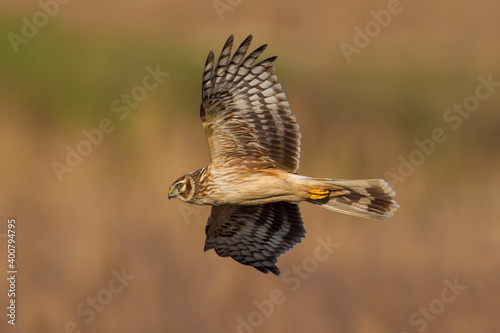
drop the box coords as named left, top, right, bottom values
left=308, top=189, right=330, bottom=200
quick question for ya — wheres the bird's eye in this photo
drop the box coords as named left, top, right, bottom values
left=177, top=183, right=184, bottom=189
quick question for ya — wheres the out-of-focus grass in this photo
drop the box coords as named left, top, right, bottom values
left=0, top=16, right=202, bottom=127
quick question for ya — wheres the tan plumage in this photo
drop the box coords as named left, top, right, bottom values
left=168, top=35, right=399, bottom=275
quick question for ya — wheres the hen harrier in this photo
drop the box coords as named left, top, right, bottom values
left=169, top=35, right=399, bottom=275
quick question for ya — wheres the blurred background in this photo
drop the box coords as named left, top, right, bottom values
left=1, top=0, right=499, bottom=332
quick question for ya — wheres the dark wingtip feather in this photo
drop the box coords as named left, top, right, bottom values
left=257, top=56, right=278, bottom=67
left=203, top=242, right=213, bottom=252
left=241, top=34, right=253, bottom=45
left=203, top=50, right=215, bottom=79
left=269, top=265, right=281, bottom=276
left=252, top=43, right=268, bottom=55
left=205, top=50, right=215, bottom=67
left=253, top=264, right=281, bottom=276
left=238, top=35, right=254, bottom=54
left=202, top=50, right=215, bottom=97
left=221, top=34, right=234, bottom=53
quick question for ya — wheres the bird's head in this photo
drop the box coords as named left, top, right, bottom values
left=168, top=174, right=194, bottom=202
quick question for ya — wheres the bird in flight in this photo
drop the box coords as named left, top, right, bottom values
left=168, top=35, right=399, bottom=275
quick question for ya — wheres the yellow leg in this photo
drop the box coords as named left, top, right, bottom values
left=308, top=189, right=330, bottom=200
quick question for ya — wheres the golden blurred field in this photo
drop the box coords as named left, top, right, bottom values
left=1, top=1, right=500, bottom=332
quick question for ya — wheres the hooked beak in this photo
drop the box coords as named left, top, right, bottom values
left=168, top=188, right=173, bottom=200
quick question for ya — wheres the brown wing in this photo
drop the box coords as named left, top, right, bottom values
left=204, top=202, right=305, bottom=275
left=200, top=34, right=301, bottom=172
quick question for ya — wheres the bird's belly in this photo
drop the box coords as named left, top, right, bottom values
left=205, top=170, right=301, bottom=205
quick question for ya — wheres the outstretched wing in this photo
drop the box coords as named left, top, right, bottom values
left=200, top=34, right=301, bottom=173
left=204, top=202, right=305, bottom=275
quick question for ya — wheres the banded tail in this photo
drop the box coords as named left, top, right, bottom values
left=306, top=178, right=399, bottom=220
